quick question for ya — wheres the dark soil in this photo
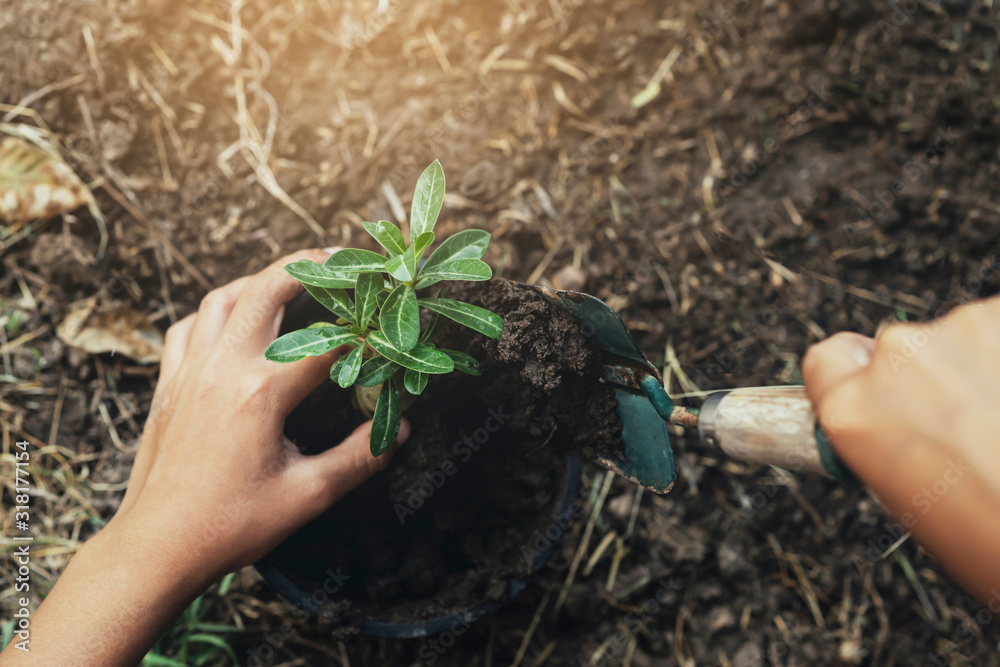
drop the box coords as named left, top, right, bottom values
left=267, top=278, right=619, bottom=629
left=443, top=279, right=623, bottom=455
left=3, top=0, right=1000, bottom=664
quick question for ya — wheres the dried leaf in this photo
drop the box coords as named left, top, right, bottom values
left=0, top=136, right=91, bottom=223
left=57, top=298, right=164, bottom=364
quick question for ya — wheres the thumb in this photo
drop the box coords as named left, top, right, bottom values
left=286, top=418, right=412, bottom=512
left=802, top=332, right=875, bottom=406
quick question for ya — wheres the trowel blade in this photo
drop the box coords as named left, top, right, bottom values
left=515, top=283, right=677, bottom=493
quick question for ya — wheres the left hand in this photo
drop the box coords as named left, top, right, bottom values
left=113, top=247, right=408, bottom=578
left=3, top=248, right=409, bottom=667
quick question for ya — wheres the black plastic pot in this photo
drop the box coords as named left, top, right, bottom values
left=255, top=292, right=582, bottom=638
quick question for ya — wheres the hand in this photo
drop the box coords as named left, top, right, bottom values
left=116, top=247, right=408, bottom=576
left=803, top=296, right=1000, bottom=604
left=3, top=249, right=409, bottom=667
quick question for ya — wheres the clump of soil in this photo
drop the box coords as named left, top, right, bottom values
left=445, top=278, right=624, bottom=452
left=261, top=278, right=622, bottom=630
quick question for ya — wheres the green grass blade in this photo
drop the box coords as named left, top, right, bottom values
left=1, top=619, right=14, bottom=651
left=217, top=573, right=235, bottom=596
left=187, top=634, right=239, bottom=666
left=142, top=654, right=188, bottom=667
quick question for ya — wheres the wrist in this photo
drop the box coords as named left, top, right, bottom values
left=95, top=511, right=217, bottom=601
left=12, top=511, right=219, bottom=667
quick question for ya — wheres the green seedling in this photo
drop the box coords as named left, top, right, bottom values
left=265, top=160, right=504, bottom=455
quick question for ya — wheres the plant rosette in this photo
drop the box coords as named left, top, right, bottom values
left=264, top=160, right=504, bottom=455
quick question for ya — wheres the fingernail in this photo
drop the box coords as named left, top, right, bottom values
left=395, top=418, right=412, bottom=445
left=847, top=337, right=875, bottom=368
left=323, top=246, right=343, bottom=255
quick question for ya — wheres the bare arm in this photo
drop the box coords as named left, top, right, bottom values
left=2, top=249, right=409, bottom=666
left=803, top=295, right=1000, bottom=604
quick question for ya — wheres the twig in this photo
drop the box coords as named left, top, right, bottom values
left=894, top=550, right=938, bottom=623
left=2, top=74, right=86, bottom=122
left=48, top=375, right=67, bottom=449
left=625, top=485, right=643, bottom=539
left=510, top=591, right=550, bottom=667
left=79, top=165, right=212, bottom=290
left=554, top=471, right=614, bottom=613
left=526, top=238, right=564, bottom=285
left=583, top=530, right=617, bottom=576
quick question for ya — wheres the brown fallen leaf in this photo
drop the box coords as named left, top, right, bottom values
left=57, top=298, right=164, bottom=365
left=0, top=136, right=92, bottom=223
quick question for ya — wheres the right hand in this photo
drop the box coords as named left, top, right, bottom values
left=803, top=296, right=1000, bottom=605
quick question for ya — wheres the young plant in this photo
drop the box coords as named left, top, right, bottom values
left=265, top=160, right=504, bottom=455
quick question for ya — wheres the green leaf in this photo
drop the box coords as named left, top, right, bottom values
left=306, top=321, right=337, bottom=329
left=385, top=233, right=433, bottom=282
left=418, top=297, right=504, bottom=338
left=404, top=368, right=429, bottom=395
left=422, top=229, right=491, bottom=272
left=265, top=327, right=357, bottom=362
left=284, top=260, right=356, bottom=288
left=330, top=353, right=351, bottom=380
left=440, top=348, right=482, bottom=375
left=324, top=248, right=387, bottom=273
left=379, top=284, right=420, bottom=350
left=414, top=258, right=492, bottom=288
left=410, top=160, right=445, bottom=240
left=419, top=311, right=446, bottom=344
left=385, top=251, right=415, bottom=282
left=355, top=356, right=401, bottom=387
left=413, top=231, right=435, bottom=260
left=370, top=380, right=401, bottom=456
left=335, top=344, right=365, bottom=387
left=363, top=220, right=406, bottom=256
left=368, top=332, right=455, bottom=374
left=303, top=284, right=355, bottom=324
left=354, top=273, right=381, bottom=329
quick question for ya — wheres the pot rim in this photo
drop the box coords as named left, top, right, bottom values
left=255, top=454, right=582, bottom=638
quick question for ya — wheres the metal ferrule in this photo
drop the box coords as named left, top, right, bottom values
left=696, top=390, right=730, bottom=450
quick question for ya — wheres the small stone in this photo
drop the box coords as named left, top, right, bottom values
left=838, top=639, right=865, bottom=664
left=706, top=605, right=737, bottom=634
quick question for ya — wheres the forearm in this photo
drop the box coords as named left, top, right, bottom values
left=2, top=516, right=213, bottom=666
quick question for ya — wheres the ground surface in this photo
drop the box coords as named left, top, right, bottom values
left=2, top=0, right=1000, bottom=665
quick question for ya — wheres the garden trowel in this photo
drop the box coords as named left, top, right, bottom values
left=522, top=284, right=856, bottom=494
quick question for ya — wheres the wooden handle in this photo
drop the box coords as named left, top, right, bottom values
left=697, top=386, right=855, bottom=482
